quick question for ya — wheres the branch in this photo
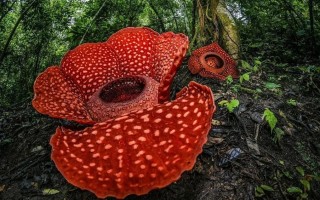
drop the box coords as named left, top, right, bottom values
left=78, top=0, right=108, bottom=45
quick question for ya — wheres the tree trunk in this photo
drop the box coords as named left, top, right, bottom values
left=216, top=0, right=240, bottom=61
left=191, top=0, right=240, bottom=62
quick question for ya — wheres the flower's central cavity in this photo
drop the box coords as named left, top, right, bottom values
left=202, top=52, right=224, bottom=69
left=87, top=75, right=159, bottom=122
left=100, top=77, right=146, bottom=103
left=205, top=55, right=224, bottom=69
left=198, top=52, right=226, bottom=75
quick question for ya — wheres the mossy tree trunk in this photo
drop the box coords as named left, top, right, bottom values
left=191, top=0, right=240, bottom=62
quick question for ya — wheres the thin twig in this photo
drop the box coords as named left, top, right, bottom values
left=79, top=0, right=108, bottom=45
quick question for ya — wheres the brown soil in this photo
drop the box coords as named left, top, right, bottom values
left=1, top=61, right=319, bottom=200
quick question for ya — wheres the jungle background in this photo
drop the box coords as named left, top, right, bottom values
left=0, top=0, right=319, bottom=199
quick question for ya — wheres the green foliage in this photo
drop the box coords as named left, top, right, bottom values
left=240, top=60, right=251, bottom=71
left=240, top=59, right=261, bottom=73
left=287, top=186, right=303, bottom=194
left=296, top=166, right=305, bottom=176
left=42, top=188, right=60, bottom=195
left=255, top=184, right=274, bottom=197
left=284, top=166, right=320, bottom=199
left=219, top=99, right=240, bottom=113
left=0, top=0, right=319, bottom=108
left=263, top=109, right=285, bottom=143
left=0, top=0, right=195, bottom=107
left=228, top=0, right=320, bottom=64
left=239, top=72, right=250, bottom=84
left=273, top=127, right=284, bottom=143
left=287, top=99, right=297, bottom=106
left=226, top=75, right=234, bottom=85
left=263, top=108, right=277, bottom=132
left=264, top=82, right=281, bottom=90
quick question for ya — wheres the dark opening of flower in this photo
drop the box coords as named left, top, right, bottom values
left=99, top=76, right=147, bottom=103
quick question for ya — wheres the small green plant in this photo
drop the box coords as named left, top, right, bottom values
left=287, top=99, right=297, bottom=106
left=225, top=75, right=233, bottom=85
left=263, top=108, right=278, bottom=132
left=286, top=166, right=319, bottom=199
left=263, top=108, right=285, bottom=143
left=273, top=127, right=285, bottom=143
left=240, top=72, right=251, bottom=84
left=255, top=184, right=274, bottom=197
left=265, top=82, right=281, bottom=90
left=240, top=58, right=261, bottom=72
left=218, top=99, right=239, bottom=113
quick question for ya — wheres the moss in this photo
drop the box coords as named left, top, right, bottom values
left=217, top=0, right=240, bottom=62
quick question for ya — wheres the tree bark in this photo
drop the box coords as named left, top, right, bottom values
left=190, top=0, right=240, bottom=61
left=216, top=0, right=240, bottom=61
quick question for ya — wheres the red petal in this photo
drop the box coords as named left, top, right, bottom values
left=50, top=81, right=215, bottom=199
left=32, top=66, right=94, bottom=124
left=61, top=43, right=120, bottom=100
left=106, top=27, right=159, bottom=78
left=188, top=42, right=239, bottom=81
left=155, top=32, right=189, bottom=103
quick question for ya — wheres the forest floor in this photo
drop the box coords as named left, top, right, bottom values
left=0, top=60, right=320, bottom=200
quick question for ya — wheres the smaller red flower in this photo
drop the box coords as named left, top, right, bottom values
left=188, top=42, right=239, bottom=81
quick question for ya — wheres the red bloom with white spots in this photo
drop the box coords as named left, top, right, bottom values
left=33, top=27, right=189, bottom=123
left=32, top=27, right=217, bottom=199
left=188, top=42, right=239, bottom=81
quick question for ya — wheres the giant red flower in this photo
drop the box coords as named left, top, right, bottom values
left=32, top=27, right=216, bottom=199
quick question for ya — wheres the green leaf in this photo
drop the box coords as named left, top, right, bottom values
left=218, top=100, right=229, bottom=106
left=279, top=160, right=285, bottom=165
left=261, top=184, right=274, bottom=191
left=287, top=187, right=303, bottom=193
left=296, top=166, right=305, bottom=176
left=274, top=127, right=284, bottom=143
left=226, top=75, right=233, bottom=85
left=255, top=186, right=265, bottom=197
left=254, top=59, right=262, bottom=66
left=300, top=179, right=310, bottom=191
left=313, top=173, right=320, bottom=181
left=241, top=60, right=251, bottom=70
left=218, top=99, right=240, bottom=113
left=227, top=99, right=239, bottom=112
left=287, top=99, right=297, bottom=106
left=265, top=82, right=281, bottom=89
left=249, top=42, right=263, bottom=48
left=263, top=108, right=278, bottom=132
left=283, top=171, right=293, bottom=179
left=42, top=189, right=60, bottom=195
left=240, top=72, right=251, bottom=83
left=300, top=193, right=308, bottom=199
